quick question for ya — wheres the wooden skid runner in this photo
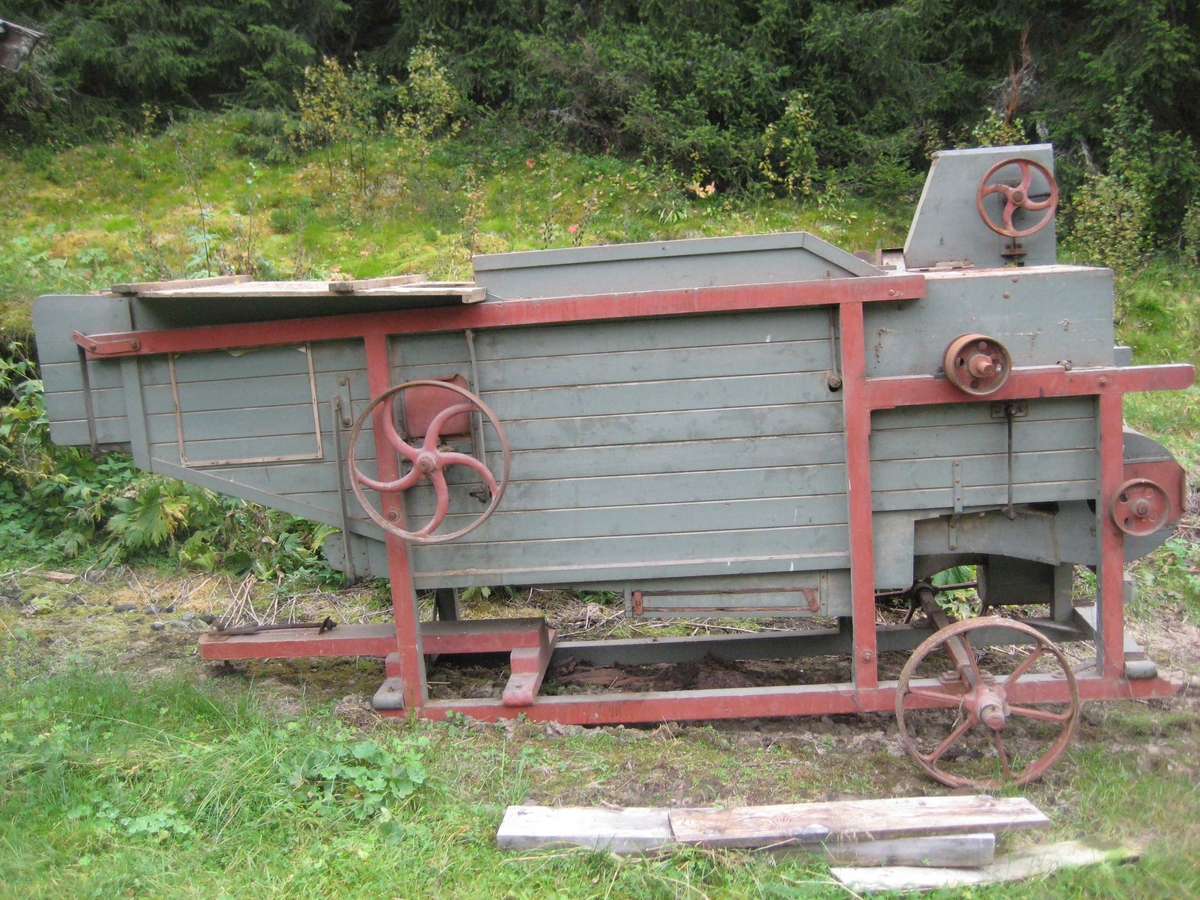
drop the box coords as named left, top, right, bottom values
left=199, top=617, right=556, bottom=709
left=497, top=795, right=1046, bottom=858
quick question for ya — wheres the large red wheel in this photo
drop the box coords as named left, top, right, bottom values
left=976, top=157, right=1059, bottom=238
left=346, top=380, right=510, bottom=544
left=896, top=617, right=1080, bottom=789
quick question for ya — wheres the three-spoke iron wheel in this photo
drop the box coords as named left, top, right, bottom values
left=896, top=617, right=1081, bottom=789
left=346, top=380, right=511, bottom=543
left=975, top=157, right=1059, bottom=238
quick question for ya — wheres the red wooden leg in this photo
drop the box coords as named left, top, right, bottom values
left=840, top=300, right=878, bottom=689
left=365, top=333, right=428, bottom=712
left=1097, top=391, right=1127, bottom=678
left=502, top=626, right=557, bottom=707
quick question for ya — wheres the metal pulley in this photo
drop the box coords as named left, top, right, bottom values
left=1110, top=477, right=1171, bottom=537
left=943, top=333, right=1012, bottom=395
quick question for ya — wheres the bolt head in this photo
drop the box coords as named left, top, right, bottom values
left=386, top=509, right=400, bottom=523
left=861, top=649, right=875, bottom=662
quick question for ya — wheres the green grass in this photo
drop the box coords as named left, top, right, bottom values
left=1, top=672, right=1199, bottom=900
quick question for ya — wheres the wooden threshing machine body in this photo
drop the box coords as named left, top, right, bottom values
left=33, top=146, right=1195, bottom=783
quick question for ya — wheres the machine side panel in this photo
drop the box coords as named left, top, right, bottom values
left=473, top=232, right=877, bottom=300
left=33, top=294, right=133, bottom=448
left=384, top=309, right=851, bottom=590
left=863, top=267, right=1115, bottom=378
left=870, top=397, right=1098, bottom=511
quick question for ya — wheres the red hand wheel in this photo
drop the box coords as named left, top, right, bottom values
left=975, top=157, right=1059, bottom=238
left=346, top=379, right=510, bottom=543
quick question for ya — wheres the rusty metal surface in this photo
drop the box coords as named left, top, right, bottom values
left=348, top=379, right=511, bottom=543
left=1111, top=477, right=1172, bottom=537
left=976, top=157, right=1059, bottom=238
left=943, top=334, right=1012, bottom=396
left=896, top=616, right=1080, bottom=789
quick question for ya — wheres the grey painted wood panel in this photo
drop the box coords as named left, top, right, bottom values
left=140, top=373, right=369, bottom=415
left=300, top=493, right=848, bottom=543
left=872, top=480, right=1095, bottom=513
left=863, top=268, right=1114, bottom=378
left=51, top=417, right=131, bottom=447
left=137, top=340, right=368, bottom=386
left=145, top=404, right=321, bottom=444
left=494, top=403, right=844, bottom=451
left=401, top=339, right=832, bottom=391
left=473, top=232, right=867, bottom=299
left=509, top=433, right=845, bottom=480
left=404, top=464, right=848, bottom=513
left=410, top=524, right=850, bottom=579
left=149, top=433, right=320, bottom=465
left=41, top=359, right=124, bottom=392
left=872, top=449, right=1094, bottom=493
left=484, top=373, right=838, bottom=421
left=871, top=418, right=1095, bottom=460
left=40, top=386, right=129, bottom=424
left=418, top=307, right=832, bottom=366
left=872, top=396, right=1094, bottom=431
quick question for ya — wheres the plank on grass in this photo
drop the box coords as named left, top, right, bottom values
left=497, top=806, right=673, bottom=854
left=831, top=840, right=1139, bottom=894
left=668, top=795, right=1048, bottom=848
left=779, top=833, right=995, bottom=868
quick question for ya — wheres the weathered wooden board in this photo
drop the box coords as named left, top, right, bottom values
left=669, top=796, right=1049, bottom=848
left=782, top=833, right=996, bottom=868
left=497, top=806, right=674, bottom=854
left=831, top=839, right=1139, bottom=894
left=497, top=806, right=997, bottom=865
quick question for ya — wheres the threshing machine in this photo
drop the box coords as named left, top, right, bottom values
left=35, top=145, right=1194, bottom=788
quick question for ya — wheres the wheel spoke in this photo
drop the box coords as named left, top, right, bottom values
left=1024, top=195, right=1055, bottom=211
left=438, top=451, right=499, bottom=495
left=1007, top=704, right=1073, bottom=724
left=906, top=687, right=964, bottom=707
left=1016, top=160, right=1033, bottom=195
left=991, top=731, right=1012, bottom=782
left=379, top=396, right=421, bottom=462
left=422, top=403, right=477, bottom=449
left=1004, top=646, right=1046, bottom=687
left=355, top=466, right=422, bottom=494
left=1002, top=201, right=1016, bottom=233
left=949, top=631, right=985, bottom=689
left=415, top=469, right=451, bottom=537
left=920, top=717, right=973, bottom=764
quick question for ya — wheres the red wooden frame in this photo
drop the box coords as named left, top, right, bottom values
left=73, top=275, right=926, bottom=359
left=78, top=273, right=1193, bottom=722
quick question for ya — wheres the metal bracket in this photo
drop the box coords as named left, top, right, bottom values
left=948, top=458, right=963, bottom=550
left=75, top=345, right=100, bottom=458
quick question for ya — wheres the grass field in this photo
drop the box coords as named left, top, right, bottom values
left=2, top=115, right=1200, bottom=899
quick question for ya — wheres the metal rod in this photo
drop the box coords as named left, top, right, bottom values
left=463, top=328, right=490, bottom=481
left=1005, top=403, right=1017, bottom=519
left=331, top=395, right=356, bottom=586
left=76, top=346, right=100, bottom=458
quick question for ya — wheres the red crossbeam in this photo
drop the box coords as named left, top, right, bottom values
left=866, top=363, right=1194, bottom=409
left=197, top=618, right=548, bottom=662
left=73, top=275, right=926, bottom=358
left=403, top=671, right=1183, bottom=725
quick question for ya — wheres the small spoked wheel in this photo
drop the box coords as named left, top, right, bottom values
left=346, top=380, right=511, bottom=543
left=896, top=617, right=1080, bottom=789
left=975, top=157, right=1059, bottom=238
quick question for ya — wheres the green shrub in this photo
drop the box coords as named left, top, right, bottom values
left=1065, top=170, right=1151, bottom=275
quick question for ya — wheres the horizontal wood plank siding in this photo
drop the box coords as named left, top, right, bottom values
left=870, top=398, right=1096, bottom=512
